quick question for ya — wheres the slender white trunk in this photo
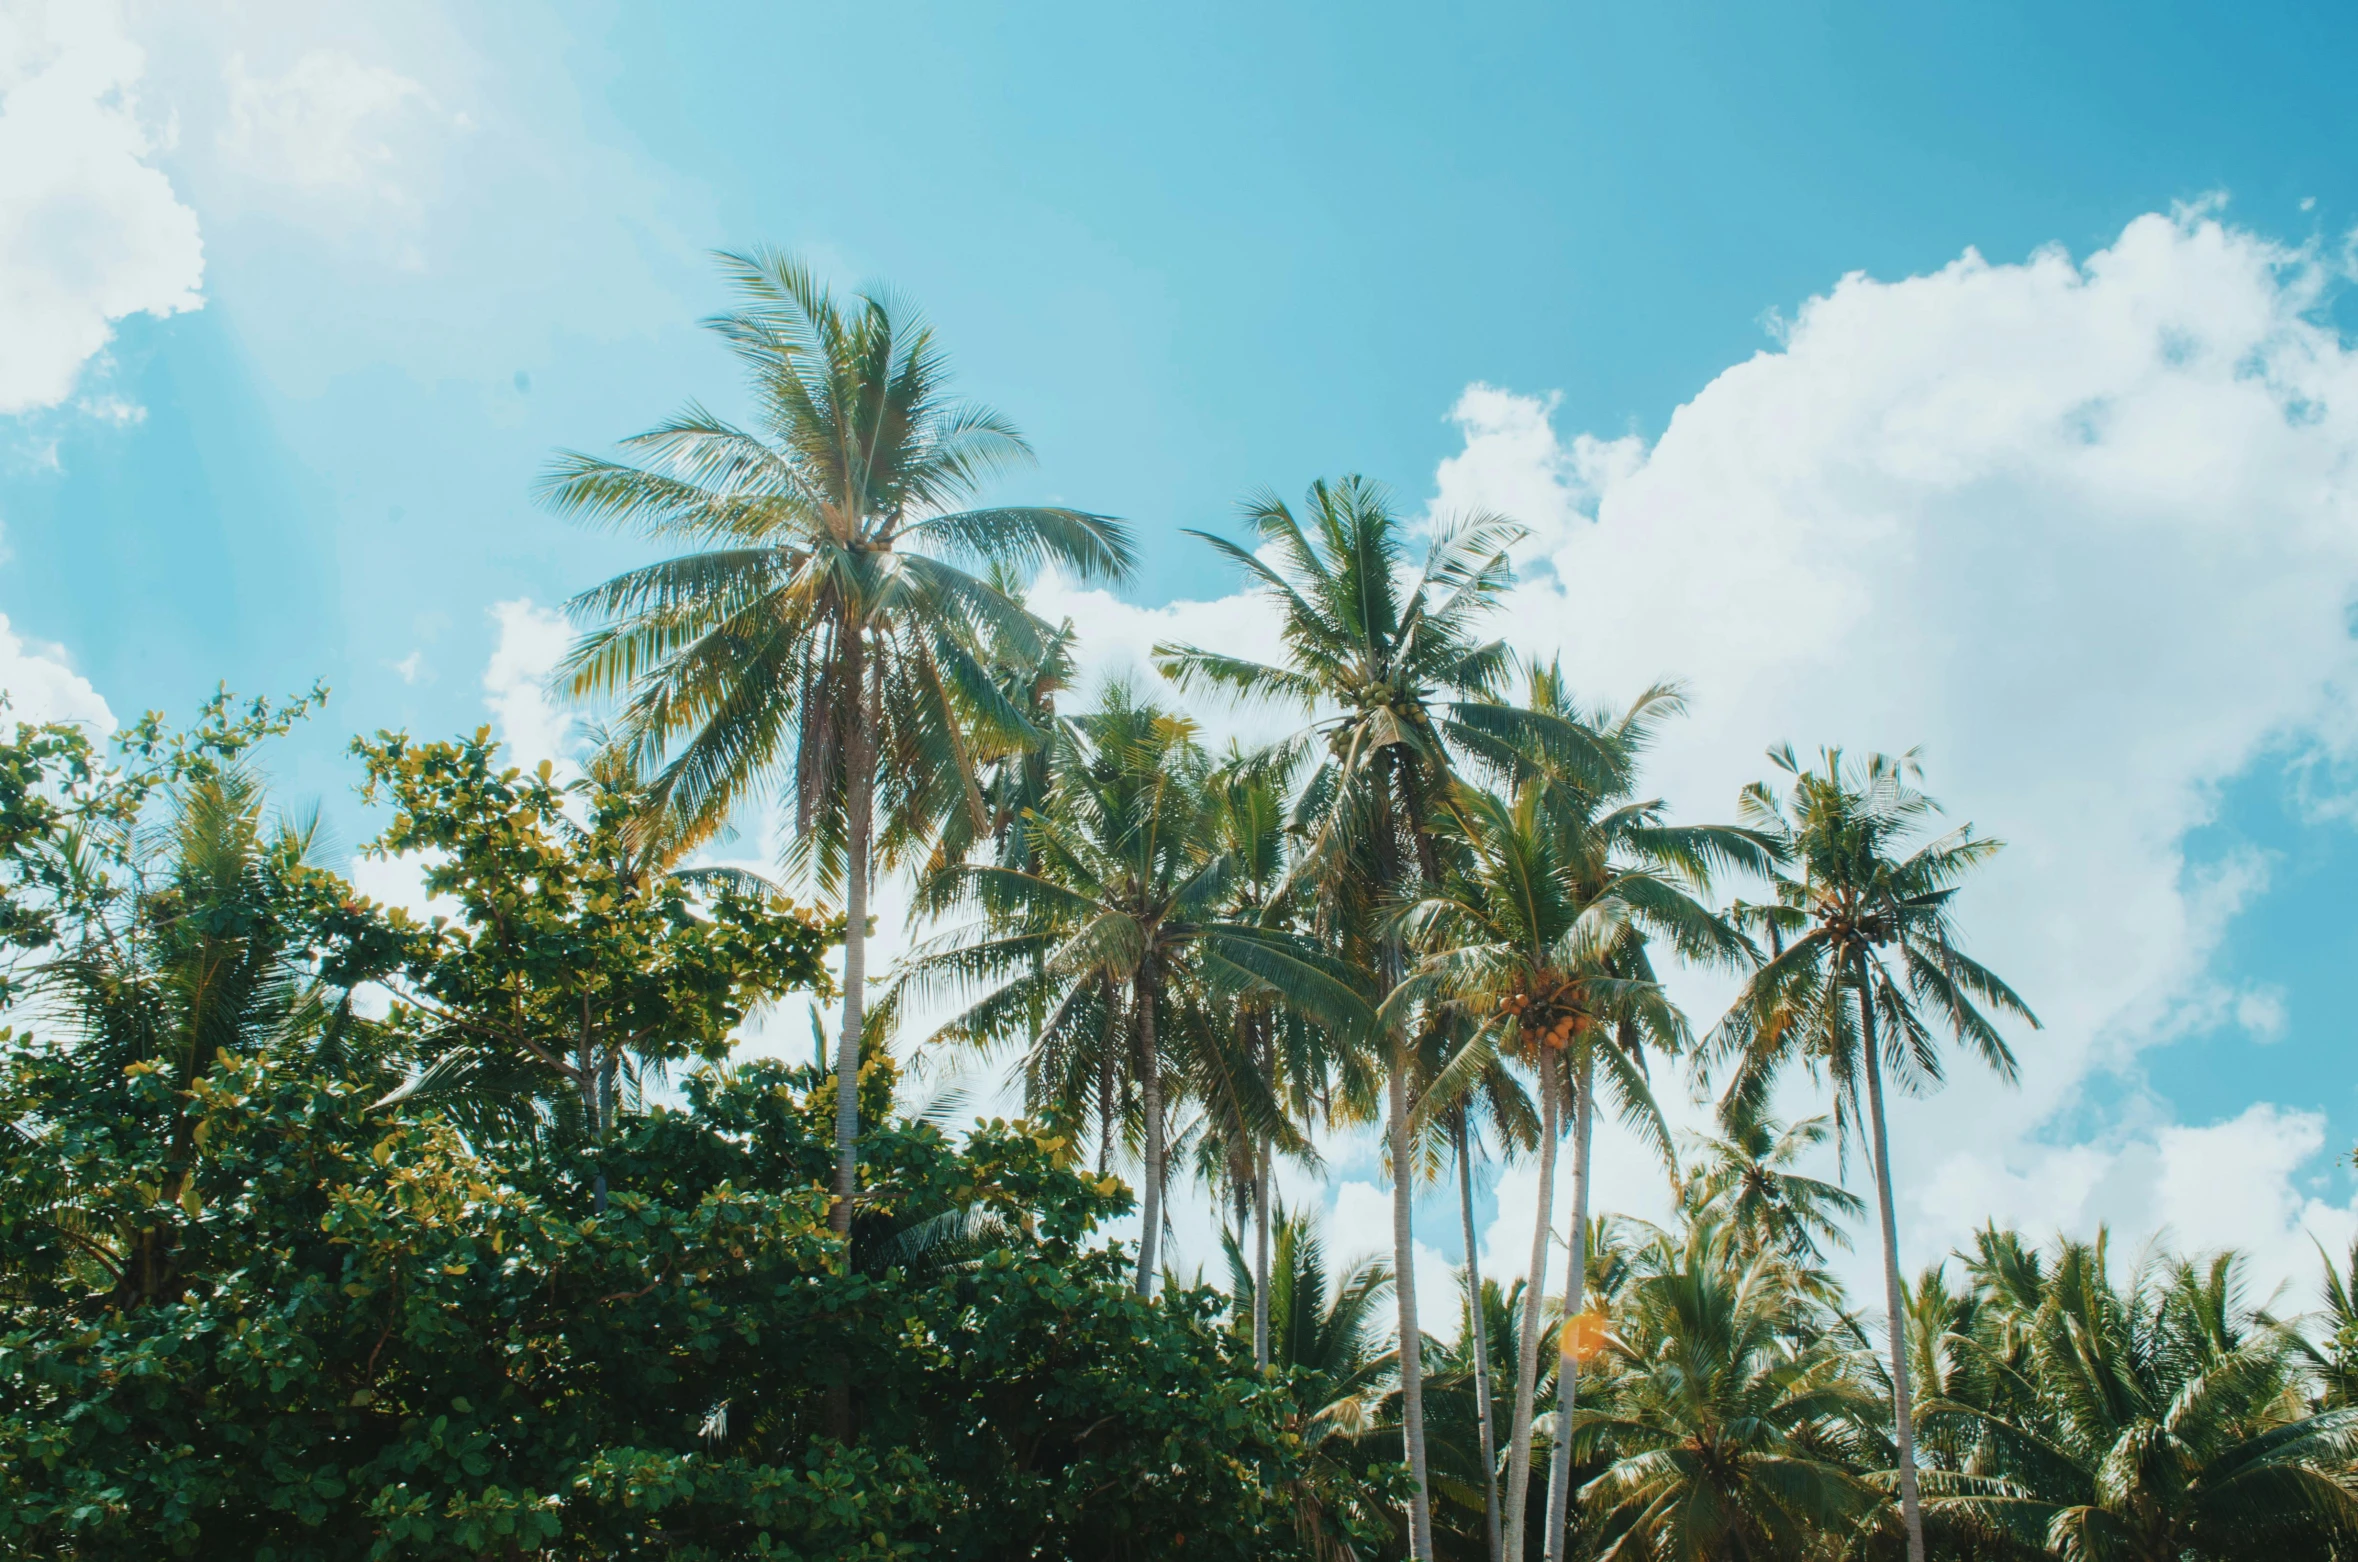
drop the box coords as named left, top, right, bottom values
left=830, top=646, right=874, bottom=1238
left=1543, top=1048, right=1595, bottom=1562
left=1503, top=1049, right=1561, bottom=1561
left=1253, top=1142, right=1272, bottom=1370
left=1458, top=1115, right=1502, bottom=1562
left=1390, top=1044, right=1434, bottom=1560
left=1862, top=981, right=1928, bottom=1562
left=1136, top=973, right=1163, bottom=1298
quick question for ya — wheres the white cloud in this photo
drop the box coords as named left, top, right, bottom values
left=1040, top=208, right=2358, bottom=1306
left=0, top=612, right=111, bottom=731
left=219, top=48, right=432, bottom=199
left=388, top=649, right=427, bottom=685
left=482, top=597, right=577, bottom=774
left=0, top=0, right=203, bottom=413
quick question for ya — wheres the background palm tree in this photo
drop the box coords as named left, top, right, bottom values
left=1681, top=1104, right=1864, bottom=1264
left=1226, top=1204, right=1402, bottom=1561
left=894, top=685, right=1367, bottom=1294
left=1569, top=1218, right=1884, bottom=1562
left=1708, top=745, right=2039, bottom=1562
left=1157, top=475, right=1526, bottom=1560
left=542, top=249, right=1136, bottom=1237
left=1390, top=779, right=1654, bottom=1560
left=1920, top=1234, right=2358, bottom=1560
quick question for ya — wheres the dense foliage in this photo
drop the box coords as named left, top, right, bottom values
left=0, top=709, right=1373, bottom=1561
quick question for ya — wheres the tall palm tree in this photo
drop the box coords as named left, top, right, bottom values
left=1392, top=779, right=1690, bottom=1562
left=1416, top=673, right=1759, bottom=1562
left=893, top=686, right=1367, bottom=1294
left=1157, top=476, right=1529, bottom=1560
left=1426, top=1015, right=1538, bottom=1562
left=1203, top=743, right=1357, bottom=1370
left=1570, top=1219, right=1883, bottom=1561
left=542, top=250, right=1136, bottom=1236
left=1707, top=746, right=2039, bottom=1562
left=1922, top=1235, right=2358, bottom=1560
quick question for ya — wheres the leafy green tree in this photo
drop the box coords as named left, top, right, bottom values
left=1158, top=476, right=1529, bottom=1559
left=0, top=711, right=1364, bottom=1562
left=543, top=250, right=1135, bottom=1236
left=1708, top=746, right=2038, bottom=1562
left=1922, top=1235, right=2358, bottom=1561
left=346, top=731, right=838, bottom=1207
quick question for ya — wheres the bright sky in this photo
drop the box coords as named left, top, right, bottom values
left=10, top=0, right=2358, bottom=1311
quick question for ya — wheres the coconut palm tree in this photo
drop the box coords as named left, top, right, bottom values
left=1204, top=743, right=1359, bottom=1370
left=892, top=685, right=1367, bottom=1294
left=1224, top=1203, right=1402, bottom=1560
left=1426, top=1015, right=1539, bottom=1562
left=1682, top=1105, right=1863, bottom=1264
left=1921, top=1235, right=2358, bottom=1560
left=1157, top=475, right=1538, bottom=1559
left=1707, top=746, right=2039, bottom=1562
left=1392, top=778, right=1693, bottom=1562
left=1414, top=673, right=1760, bottom=1562
left=542, top=250, right=1135, bottom=1237
left=1569, top=1219, right=1884, bottom=1561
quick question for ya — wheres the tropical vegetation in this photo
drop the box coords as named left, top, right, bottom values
left=6, top=254, right=2356, bottom=1561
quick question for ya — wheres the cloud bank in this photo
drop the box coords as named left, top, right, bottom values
left=0, top=1, right=203, bottom=413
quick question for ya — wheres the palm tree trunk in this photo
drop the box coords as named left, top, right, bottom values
left=1503, top=1048, right=1560, bottom=1561
left=1097, top=980, right=1116, bottom=1176
left=1861, top=979, right=1928, bottom=1562
left=1254, top=1140, right=1272, bottom=1371
left=1136, top=971, right=1163, bottom=1298
left=830, top=637, right=875, bottom=1239
left=1457, top=1112, right=1502, bottom=1562
left=1542, top=1046, right=1595, bottom=1562
left=1390, top=1036, right=1435, bottom=1561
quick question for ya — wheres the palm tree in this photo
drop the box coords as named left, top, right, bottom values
left=1392, top=778, right=1690, bottom=1562
left=1427, top=1015, right=1538, bottom=1562
left=2299, top=1236, right=2358, bottom=1411
left=1681, top=1104, right=1863, bottom=1264
left=1922, top=1234, right=2358, bottom=1560
left=1570, top=1219, right=1884, bottom=1561
left=1224, top=1203, right=1402, bottom=1560
left=893, top=685, right=1367, bottom=1294
left=1414, top=674, right=1758, bottom=1562
left=1204, top=743, right=1356, bottom=1370
left=542, top=250, right=1136, bottom=1236
left=1707, top=746, right=2039, bottom=1562
left=1157, top=475, right=1529, bottom=1560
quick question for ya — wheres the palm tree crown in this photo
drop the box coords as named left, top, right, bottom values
left=541, top=249, right=1135, bottom=1235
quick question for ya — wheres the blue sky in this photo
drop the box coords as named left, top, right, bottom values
left=11, top=0, right=2358, bottom=1296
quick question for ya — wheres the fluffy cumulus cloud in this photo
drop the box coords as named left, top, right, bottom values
left=482, top=597, right=580, bottom=775
left=0, top=612, right=112, bottom=731
left=0, top=0, right=203, bottom=413
left=1044, top=208, right=2358, bottom=1303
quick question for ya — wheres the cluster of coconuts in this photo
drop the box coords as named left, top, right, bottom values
left=1498, top=987, right=1588, bottom=1051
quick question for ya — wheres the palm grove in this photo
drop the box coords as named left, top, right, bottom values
left=5, top=256, right=2356, bottom=1562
